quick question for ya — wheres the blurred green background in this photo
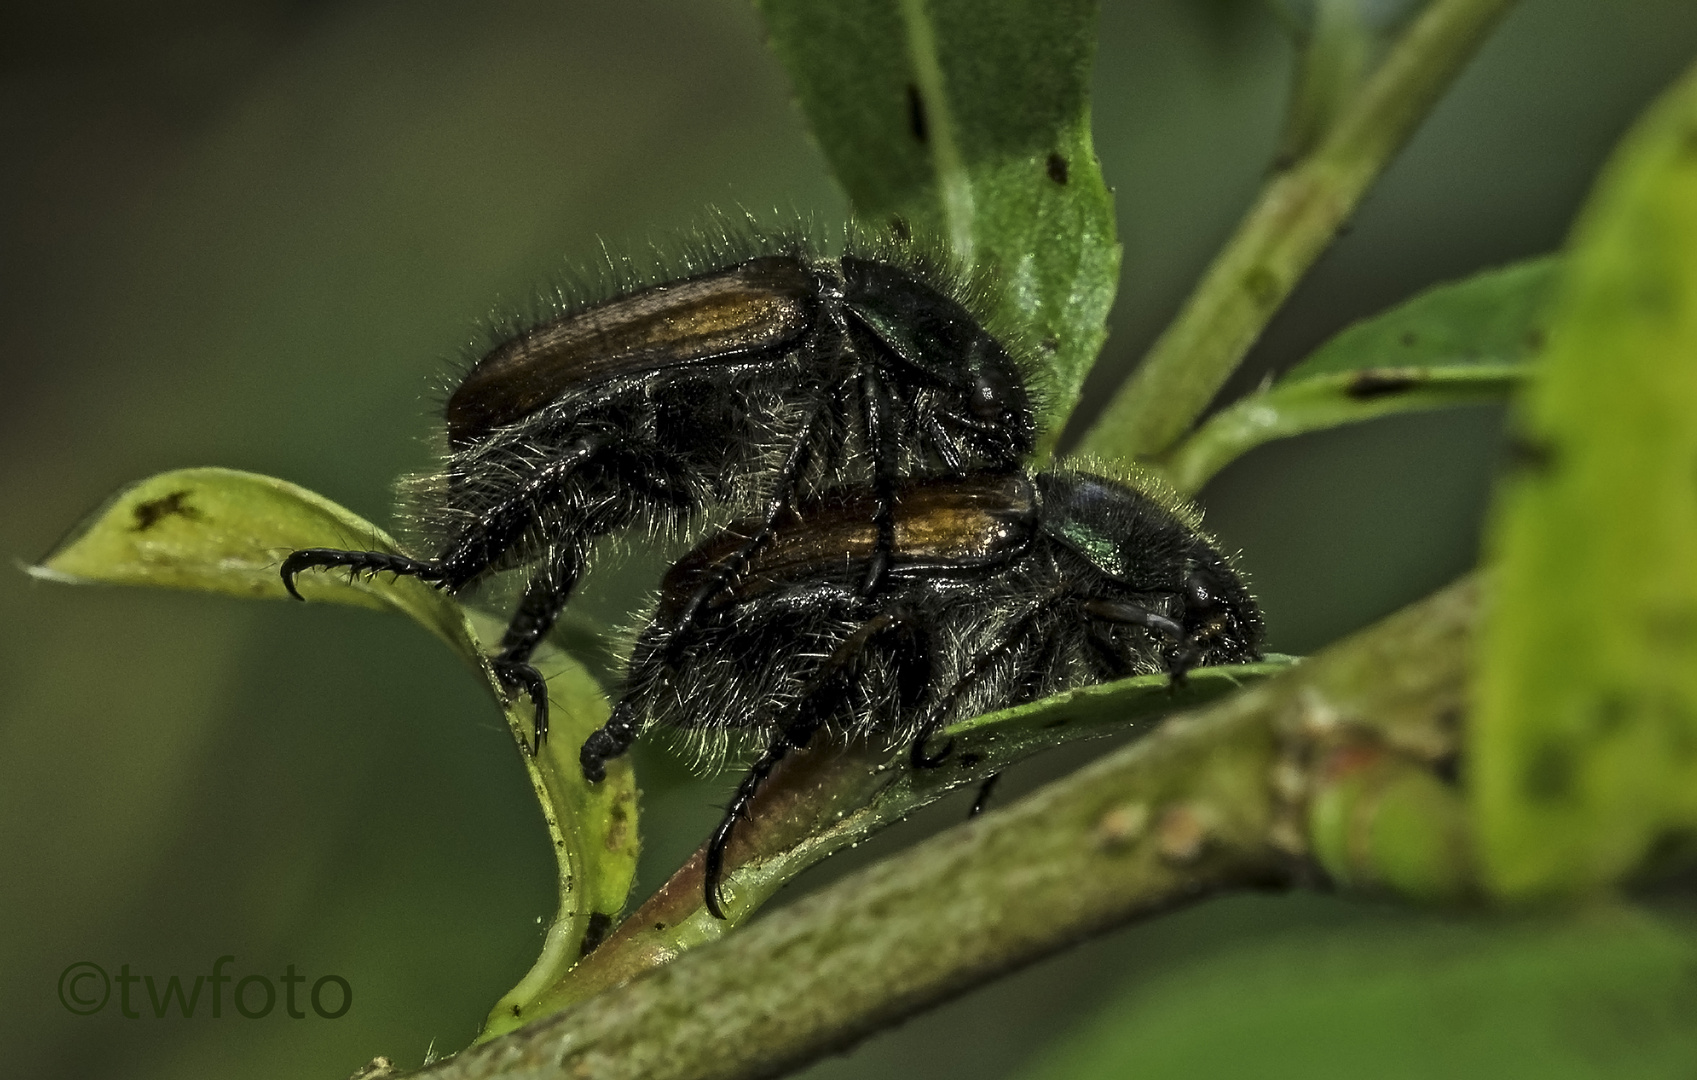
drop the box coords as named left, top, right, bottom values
left=6, top=2, right=1697, bottom=1077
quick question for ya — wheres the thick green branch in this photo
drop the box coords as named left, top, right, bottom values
left=514, top=664, right=1287, bottom=1023
left=1079, top=0, right=1519, bottom=459
left=410, top=579, right=1477, bottom=1080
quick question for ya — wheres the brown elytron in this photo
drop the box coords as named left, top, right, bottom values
left=660, top=472, right=1038, bottom=618
left=446, top=257, right=817, bottom=442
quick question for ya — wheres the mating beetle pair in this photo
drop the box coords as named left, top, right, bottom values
left=282, top=230, right=1263, bottom=917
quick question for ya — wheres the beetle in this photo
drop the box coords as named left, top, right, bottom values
left=580, top=468, right=1264, bottom=917
left=280, top=230, right=1037, bottom=748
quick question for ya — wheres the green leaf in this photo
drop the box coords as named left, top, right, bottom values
left=1285, top=257, right=1557, bottom=381
left=33, top=466, right=476, bottom=660
left=33, top=467, right=638, bottom=1028
left=1157, top=258, right=1557, bottom=493
left=756, top=0, right=1120, bottom=454
left=1017, top=903, right=1697, bottom=1080
left=476, top=614, right=639, bottom=1043
left=1473, top=60, right=1697, bottom=897
left=546, top=611, right=625, bottom=695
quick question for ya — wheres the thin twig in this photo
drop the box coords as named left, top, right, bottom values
left=1078, top=0, right=1520, bottom=460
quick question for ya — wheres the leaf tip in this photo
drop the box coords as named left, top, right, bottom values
left=22, top=560, right=84, bottom=586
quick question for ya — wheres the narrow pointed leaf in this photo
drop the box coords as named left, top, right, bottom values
left=1078, top=0, right=1520, bottom=461
left=34, top=466, right=474, bottom=658
left=479, top=616, right=639, bottom=1042
left=1158, top=258, right=1556, bottom=493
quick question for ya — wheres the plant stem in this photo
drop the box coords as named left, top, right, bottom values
left=514, top=664, right=1289, bottom=1023
left=1078, top=0, right=1520, bottom=460
left=410, top=578, right=1477, bottom=1080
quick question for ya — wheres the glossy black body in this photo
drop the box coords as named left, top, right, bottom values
left=578, top=469, right=1264, bottom=916
left=280, top=237, right=1036, bottom=746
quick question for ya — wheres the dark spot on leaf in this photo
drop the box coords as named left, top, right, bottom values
left=1644, top=604, right=1697, bottom=649
left=1242, top=267, right=1281, bottom=310
left=1431, top=705, right=1465, bottom=784
left=131, top=490, right=202, bottom=532
left=1043, top=718, right=1069, bottom=729
left=958, top=751, right=981, bottom=769
left=1590, top=691, right=1634, bottom=736
left=604, top=795, right=634, bottom=850
left=1523, top=327, right=1547, bottom=353
left=654, top=922, right=666, bottom=932
left=1504, top=433, right=1558, bottom=476
left=1523, top=738, right=1577, bottom=803
left=889, top=215, right=911, bottom=242
left=578, top=912, right=614, bottom=958
left=1046, top=152, right=1069, bottom=185
left=1436, top=704, right=1465, bottom=737
left=1337, top=219, right=1355, bottom=238
left=1431, top=751, right=1462, bottom=786
left=1399, top=330, right=1418, bottom=347
left=906, top=83, right=928, bottom=145
left=1635, top=830, right=1697, bottom=885
left=1346, top=369, right=1423, bottom=399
